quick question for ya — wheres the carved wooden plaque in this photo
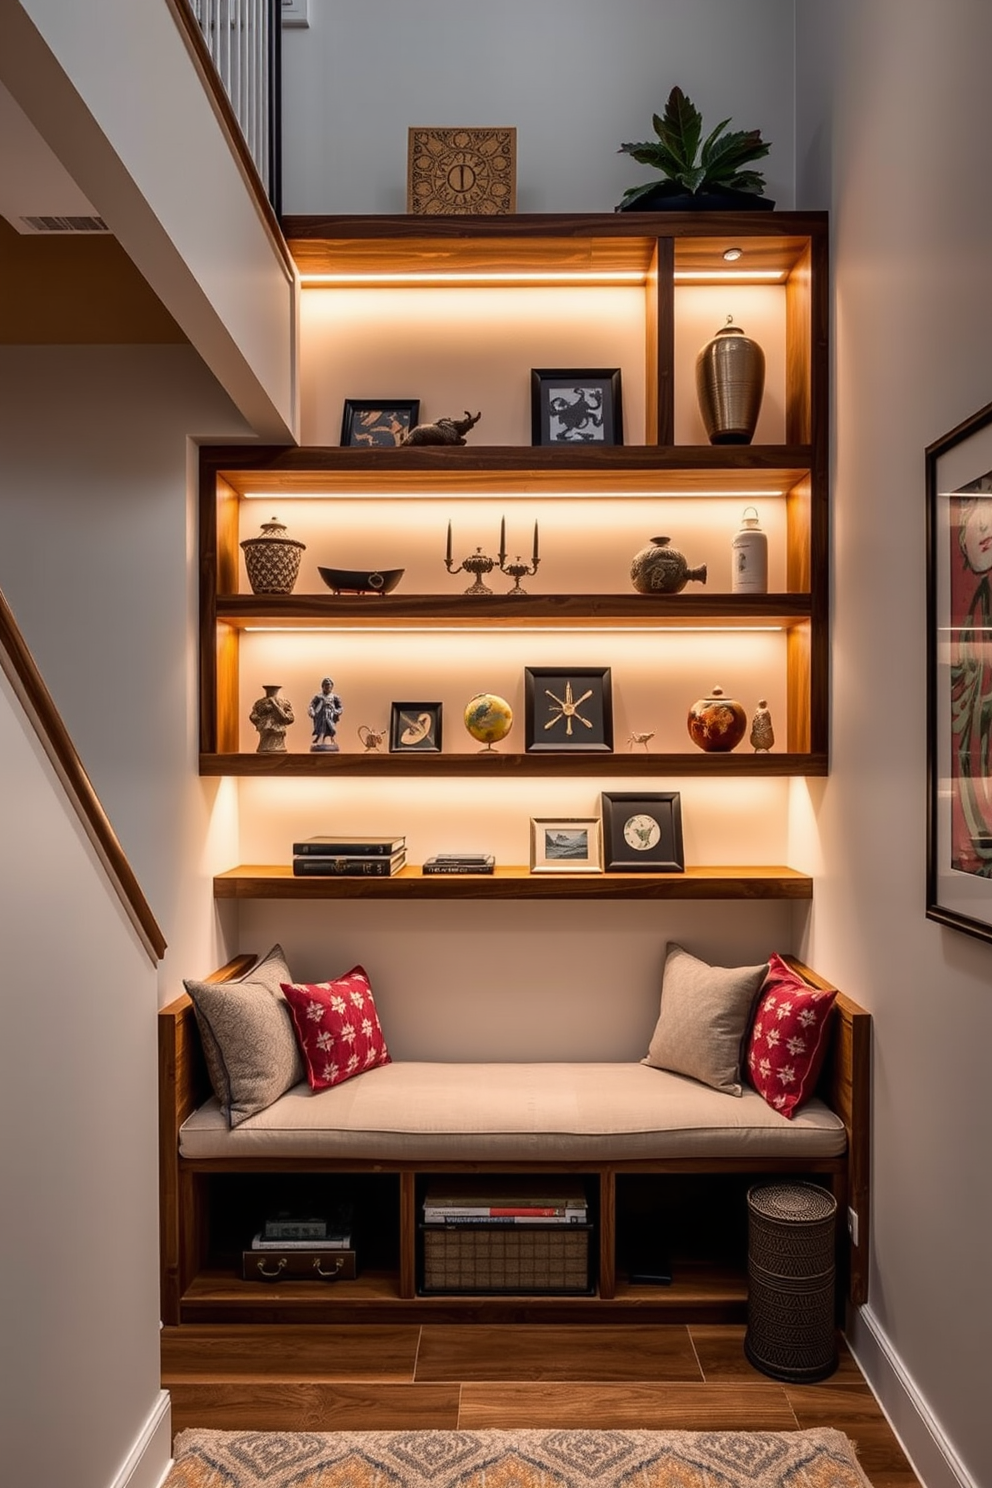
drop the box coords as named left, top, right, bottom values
left=407, top=128, right=517, bottom=215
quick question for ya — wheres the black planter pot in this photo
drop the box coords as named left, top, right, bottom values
left=616, top=184, right=776, bottom=213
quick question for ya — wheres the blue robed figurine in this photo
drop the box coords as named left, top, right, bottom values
left=308, top=676, right=343, bottom=752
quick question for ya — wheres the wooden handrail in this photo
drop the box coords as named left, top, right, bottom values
left=0, top=586, right=166, bottom=962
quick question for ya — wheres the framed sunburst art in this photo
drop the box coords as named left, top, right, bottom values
left=524, top=667, right=613, bottom=753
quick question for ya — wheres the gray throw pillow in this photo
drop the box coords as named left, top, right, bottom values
left=643, top=942, right=768, bottom=1096
left=184, top=945, right=306, bottom=1126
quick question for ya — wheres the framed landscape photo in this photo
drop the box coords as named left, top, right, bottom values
left=390, top=701, right=443, bottom=753
left=531, top=369, right=623, bottom=447
left=530, top=817, right=603, bottom=874
left=524, top=666, right=613, bottom=753
left=341, top=399, right=420, bottom=448
left=601, top=791, right=685, bottom=873
left=926, top=400, right=992, bottom=943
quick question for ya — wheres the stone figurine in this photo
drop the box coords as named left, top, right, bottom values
left=308, top=676, right=344, bottom=752
left=249, top=684, right=294, bottom=753
left=750, top=699, right=775, bottom=752
left=400, top=410, right=482, bottom=446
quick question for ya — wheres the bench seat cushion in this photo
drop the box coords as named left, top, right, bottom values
left=179, top=1061, right=846, bottom=1162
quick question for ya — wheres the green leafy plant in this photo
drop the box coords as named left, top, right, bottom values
left=618, top=86, right=770, bottom=208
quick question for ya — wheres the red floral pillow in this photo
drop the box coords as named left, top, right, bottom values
left=745, top=954, right=837, bottom=1118
left=281, top=966, right=390, bottom=1091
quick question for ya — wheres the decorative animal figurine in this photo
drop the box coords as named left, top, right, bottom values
left=400, top=410, right=482, bottom=446
left=357, top=723, right=387, bottom=753
left=627, top=730, right=655, bottom=752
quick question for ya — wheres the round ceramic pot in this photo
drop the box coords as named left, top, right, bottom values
left=630, top=536, right=707, bottom=595
left=241, top=516, right=306, bottom=595
left=687, top=684, right=747, bottom=753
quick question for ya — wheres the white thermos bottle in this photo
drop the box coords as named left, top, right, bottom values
left=731, top=506, right=768, bottom=593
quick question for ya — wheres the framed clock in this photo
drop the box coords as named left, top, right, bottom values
left=601, top=791, right=684, bottom=872
left=407, top=128, right=517, bottom=215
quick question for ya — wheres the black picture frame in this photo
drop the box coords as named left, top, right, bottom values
left=389, top=701, right=443, bottom=753
left=531, top=369, right=623, bottom=446
left=926, top=400, right=992, bottom=944
left=524, top=667, right=613, bottom=753
left=601, top=792, right=684, bottom=873
left=341, top=399, right=420, bottom=448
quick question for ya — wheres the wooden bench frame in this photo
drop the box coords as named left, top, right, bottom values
left=159, top=955, right=870, bottom=1327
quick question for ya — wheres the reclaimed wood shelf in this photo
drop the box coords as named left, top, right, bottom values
left=213, top=864, right=813, bottom=901
left=201, top=751, right=826, bottom=778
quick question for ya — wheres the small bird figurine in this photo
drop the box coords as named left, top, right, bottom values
left=750, top=700, right=775, bottom=752
left=627, top=730, right=655, bottom=752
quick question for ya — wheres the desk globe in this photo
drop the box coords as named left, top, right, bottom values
left=464, top=693, right=513, bottom=752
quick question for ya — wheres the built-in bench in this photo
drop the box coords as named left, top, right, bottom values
left=159, top=954, right=870, bottom=1326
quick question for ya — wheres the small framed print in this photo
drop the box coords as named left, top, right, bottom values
left=524, top=667, right=613, bottom=753
left=531, top=369, right=623, bottom=446
left=341, top=400, right=420, bottom=448
left=601, top=791, right=685, bottom=873
left=530, top=817, right=603, bottom=874
left=407, top=127, right=516, bottom=215
left=390, top=701, right=443, bottom=753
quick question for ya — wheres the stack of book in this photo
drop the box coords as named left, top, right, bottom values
left=292, top=835, right=406, bottom=877
left=422, top=852, right=495, bottom=876
left=422, top=1179, right=588, bottom=1226
left=244, top=1205, right=357, bottom=1281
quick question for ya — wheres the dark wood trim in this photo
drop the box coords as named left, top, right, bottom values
left=215, top=593, right=813, bottom=626
left=164, top=0, right=294, bottom=280
left=202, top=751, right=828, bottom=779
left=0, top=586, right=166, bottom=961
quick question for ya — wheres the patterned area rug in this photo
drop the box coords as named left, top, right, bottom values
left=165, top=1427, right=871, bottom=1488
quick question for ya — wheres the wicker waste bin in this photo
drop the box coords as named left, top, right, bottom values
left=745, top=1182, right=838, bottom=1382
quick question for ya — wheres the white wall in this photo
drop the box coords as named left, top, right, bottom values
left=795, top=5, right=992, bottom=1488
left=0, top=346, right=247, bottom=992
left=0, top=666, right=168, bottom=1488
left=0, top=0, right=299, bottom=441
left=281, top=0, right=796, bottom=214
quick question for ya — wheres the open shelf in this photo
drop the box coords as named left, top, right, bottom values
left=213, top=864, right=813, bottom=900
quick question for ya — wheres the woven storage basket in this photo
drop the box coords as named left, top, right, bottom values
left=745, top=1182, right=837, bottom=1382
left=421, top=1225, right=592, bottom=1294
left=241, top=517, right=306, bottom=595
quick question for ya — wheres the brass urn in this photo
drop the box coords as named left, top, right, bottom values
left=695, top=317, right=766, bottom=445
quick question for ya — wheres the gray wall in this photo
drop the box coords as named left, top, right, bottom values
left=795, top=5, right=992, bottom=1488
left=281, top=0, right=796, bottom=214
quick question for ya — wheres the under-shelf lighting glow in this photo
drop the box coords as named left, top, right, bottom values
left=241, top=488, right=790, bottom=501
left=300, top=271, right=648, bottom=286
left=244, top=625, right=785, bottom=635
left=674, top=269, right=785, bottom=282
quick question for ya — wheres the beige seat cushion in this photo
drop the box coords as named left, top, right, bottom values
left=179, top=1061, right=846, bottom=1162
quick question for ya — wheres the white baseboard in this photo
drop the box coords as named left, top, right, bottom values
left=846, top=1306, right=978, bottom=1488
left=109, top=1390, right=172, bottom=1488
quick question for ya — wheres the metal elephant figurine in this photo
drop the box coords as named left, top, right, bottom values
left=400, top=410, right=481, bottom=446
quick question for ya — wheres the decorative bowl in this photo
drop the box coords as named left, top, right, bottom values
left=318, top=566, right=404, bottom=596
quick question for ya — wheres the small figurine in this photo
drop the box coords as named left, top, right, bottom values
left=627, top=730, right=655, bottom=752
left=308, top=676, right=344, bottom=752
left=249, top=684, right=294, bottom=753
left=401, top=410, right=481, bottom=446
left=750, top=699, right=775, bottom=752
left=357, top=724, right=387, bottom=753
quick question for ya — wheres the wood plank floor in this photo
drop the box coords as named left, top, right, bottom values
left=163, top=1323, right=922, bottom=1488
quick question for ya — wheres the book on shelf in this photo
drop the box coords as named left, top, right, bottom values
left=252, top=1231, right=352, bottom=1251
left=422, top=854, right=495, bottom=875
left=293, top=851, right=406, bottom=877
left=292, top=836, right=405, bottom=857
left=422, top=1180, right=587, bottom=1225
left=424, top=1212, right=587, bottom=1226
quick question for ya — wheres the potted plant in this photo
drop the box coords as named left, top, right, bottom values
left=616, top=86, right=773, bottom=212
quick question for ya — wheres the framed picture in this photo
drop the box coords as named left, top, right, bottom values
left=601, top=792, right=685, bottom=873
left=390, top=701, right=443, bottom=753
left=524, top=666, right=613, bottom=753
left=530, top=817, right=603, bottom=874
left=926, top=400, right=992, bottom=943
left=408, top=127, right=516, bottom=215
left=531, top=369, right=623, bottom=446
left=341, top=400, right=420, bottom=448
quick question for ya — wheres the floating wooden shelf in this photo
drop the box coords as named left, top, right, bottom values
left=201, top=751, right=825, bottom=778
left=213, top=864, right=813, bottom=901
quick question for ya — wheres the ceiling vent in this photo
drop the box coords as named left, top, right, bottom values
left=19, top=214, right=109, bottom=234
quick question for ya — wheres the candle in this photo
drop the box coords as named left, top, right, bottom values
left=533, top=520, right=540, bottom=564
left=499, top=516, right=506, bottom=565
left=446, top=519, right=453, bottom=565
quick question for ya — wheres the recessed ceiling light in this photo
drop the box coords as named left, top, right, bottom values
left=723, top=247, right=743, bottom=262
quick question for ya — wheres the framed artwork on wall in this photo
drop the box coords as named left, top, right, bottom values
left=926, top=401, right=992, bottom=943
left=524, top=666, right=613, bottom=752
left=531, top=369, right=623, bottom=446
left=530, top=817, right=603, bottom=874
left=389, top=701, right=443, bottom=753
left=340, top=400, right=420, bottom=448
left=601, top=791, right=685, bottom=873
